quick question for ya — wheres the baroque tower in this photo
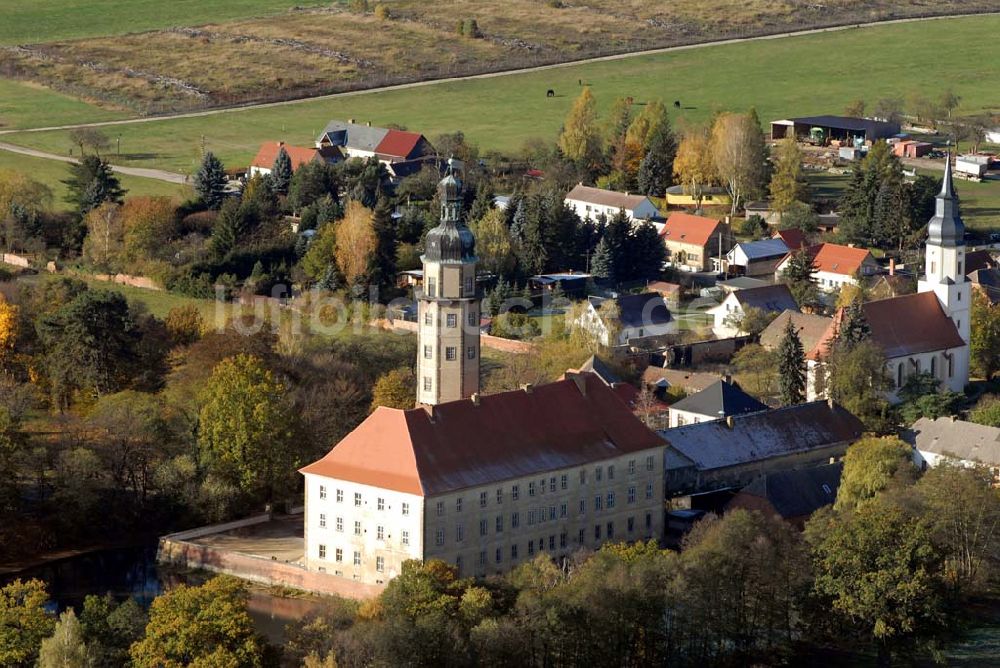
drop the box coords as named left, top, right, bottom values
left=918, top=155, right=970, bottom=389
left=416, top=159, right=480, bottom=405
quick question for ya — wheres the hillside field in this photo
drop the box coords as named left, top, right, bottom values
left=0, top=78, right=127, bottom=131
left=4, top=16, right=999, bottom=172
left=0, top=1, right=995, bottom=115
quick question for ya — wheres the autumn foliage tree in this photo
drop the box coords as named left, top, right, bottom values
left=673, top=127, right=716, bottom=211
left=710, top=111, right=766, bottom=216
left=335, top=200, right=377, bottom=289
left=370, top=367, right=416, bottom=411
left=558, top=87, right=602, bottom=172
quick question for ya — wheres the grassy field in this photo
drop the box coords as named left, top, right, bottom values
left=0, top=0, right=330, bottom=45
left=0, top=79, right=127, bottom=131
left=1, top=1, right=994, bottom=115
left=4, top=15, right=999, bottom=175
left=0, top=151, right=191, bottom=210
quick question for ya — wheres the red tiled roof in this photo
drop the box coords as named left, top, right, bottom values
left=659, top=212, right=721, bottom=247
left=250, top=142, right=318, bottom=170
left=300, top=373, right=663, bottom=496
left=773, top=228, right=807, bottom=250
left=796, top=243, right=874, bottom=276
left=374, top=130, right=424, bottom=160
left=808, top=292, right=966, bottom=360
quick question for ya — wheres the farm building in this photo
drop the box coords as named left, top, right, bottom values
left=316, top=120, right=437, bottom=178
left=727, top=462, right=843, bottom=529
left=248, top=142, right=338, bottom=177
left=770, top=115, right=900, bottom=144
left=892, top=141, right=932, bottom=159
left=664, top=185, right=732, bottom=208
left=563, top=184, right=660, bottom=224
left=956, top=155, right=990, bottom=180
left=724, top=238, right=791, bottom=277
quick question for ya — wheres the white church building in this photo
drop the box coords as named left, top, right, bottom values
left=806, top=157, right=970, bottom=401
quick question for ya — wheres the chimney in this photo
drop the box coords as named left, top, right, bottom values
left=889, top=258, right=896, bottom=276
left=348, top=118, right=355, bottom=124
left=829, top=456, right=836, bottom=465
left=366, top=120, right=372, bottom=127
left=522, top=383, right=534, bottom=394
left=471, top=393, right=480, bottom=407
left=725, top=415, right=734, bottom=429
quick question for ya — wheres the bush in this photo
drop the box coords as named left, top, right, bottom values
left=490, top=313, right=541, bottom=340
left=374, top=3, right=390, bottom=20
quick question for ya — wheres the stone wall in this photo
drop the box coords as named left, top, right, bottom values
left=0, top=253, right=32, bottom=269
left=375, top=319, right=535, bottom=354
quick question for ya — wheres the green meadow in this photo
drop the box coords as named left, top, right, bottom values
left=0, top=79, right=128, bottom=131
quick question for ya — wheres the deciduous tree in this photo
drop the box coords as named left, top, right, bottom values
left=37, top=609, right=87, bottom=668
left=711, top=111, right=767, bottom=216
left=769, top=137, right=809, bottom=216
left=335, top=200, right=377, bottom=289
left=0, top=579, right=54, bottom=668
left=471, top=208, right=515, bottom=277
left=971, top=289, right=1000, bottom=379
left=834, top=436, right=915, bottom=511
left=672, top=127, right=716, bottom=211
left=558, top=88, right=602, bottom=171
left=370, top=367, right=415, bottom=411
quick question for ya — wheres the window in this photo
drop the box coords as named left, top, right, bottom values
left=549, top=477, right=556, bottom=493
left=353, top=551, right=361, bottom=566
left=560, top=533, right=567, bottom=548
left=377, top=497, right=385, bottom=511
left=646, top=455, right=655, bottom=471
left=627, top=516, right=635, bottom=533
left=402, top=530, right=410, bottom=546
left=423, top=345, right=432, bottom=359
left=336, top=517, right=343, bottom=532
left=479, top=550, right=487, bottom=567
left=511, top=544, right=518, bottom=559
left=606, top=522, right=614, bottom=539
left=580, top=469, right=587, bottom=485
left=628, top=486, right=636, bottom=504
left=465, top=276, right=474, bottom=294
left=579, top=499, right=586, bottom=515
left=496, top=515, right=504, bottom=533
left=511, top=512, right=519, bottom=528
left=335, top=548, right=343, bottom=562
left=424, top=311, right=433, bottom=326
left=354, top=492, right=362, bottom=507
left=480, top=519, right=488, bottom=537
left=354, top=521, right=361, bottom=536
left=607, top=465, right=615, bottom=480
left=549, top=506, right=556, bottom=521
left=645, top=512, right=652, bottom=529
left=528, top=541, right=535, bottom=556
left=931, top=356, right=937, bottom=377
left=594, top=525, right=601, bottom=540
left=949, top=355, right=955, bottom=378
left=435, top=529, right=445, bottom=546
left=528, top=482, right=536, bottom=497
left=437, top=501, right=445, bottom=516
left=606, top=492, right=615, bottom=509
left=447, top=314, right=457, bottom=328
left=528, top=510, right=536, bottom=526
left=377, top=525, right=384, bottom=540
left=559, top=503, right=567, bottom=518
left=480, top=491, right=488, bottom=507
left=402, top=502, right=410, bottom=516
left=446, top=347, right=456, bottom=361
left=496, top=547, right=502, bottom=564
left=560, top=474, right=568, bottom=490
left=468, top=311, right=477, bottom=327
left=456, top=556, right=463, bottom=572
left=456, top=497, right=463, bottom=513
left=319, top=513, right=326, bottom=528
left=538, top=538, right=544, bottom=552
left=456, top=524, right=464, bottom=542
left=496, top=488, right=503, bottom=504
left=595, top=467, right=603, bottom=482
left=549, top=535, right=555, bottom=550
left=319, top=485, right=327, bottom=500
left=423, top=377, right=432, bottom=391
left=318, top=544, right=326, bottom=559
left=336, top=488, right=343, bottom=503
left=578, top=528, right=586, bottom=544
left=646, top=483, right=654, bottom=500
left=897, top=363, right=904, bottom=389
left=594, top=496, right=603, bottom=511
left=427, top=277, right=437, bottom=298
left=376, top=556, right=384, bottom=573
left=512, top=484, right=519, bottom=500
left=539, top=478, right=546, bottom=495
left=628, top=459, right=636, bottom=475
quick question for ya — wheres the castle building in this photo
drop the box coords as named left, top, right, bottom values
left=299, top=167, right=666, bottom=587
left=806, top=156, right=970, bottom=399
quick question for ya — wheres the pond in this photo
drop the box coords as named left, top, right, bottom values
left=4, top=544, right=324, bottom=645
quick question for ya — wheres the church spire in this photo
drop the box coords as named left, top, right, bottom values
left=926, top=152, right=964, bottom=248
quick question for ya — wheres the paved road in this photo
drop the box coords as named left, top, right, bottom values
left=0, top=141, right=187, bottom=183
left=0, top=8, right=995, bottom=184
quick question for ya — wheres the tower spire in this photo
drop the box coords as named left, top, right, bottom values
left=926, top=151, right=964, bottom=247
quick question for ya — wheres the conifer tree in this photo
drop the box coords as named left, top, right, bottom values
left=194, top=151, right=228, bottom=210
left=837, top=298, right=872, bottom=350
left=368, top=198, right=397, bottom=295
left=271, top=147, right=293, bottom=194
left=636, top=120, right=678, bottom=197
left=777, top=317, right=806, bottom=405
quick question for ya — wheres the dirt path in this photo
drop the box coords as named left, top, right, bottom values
left=0, top=141, right=187, bottom=183
left=0, top=10, right=997, bottom=141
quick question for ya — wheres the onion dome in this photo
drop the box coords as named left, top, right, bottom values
left=424, top=159, right=477, bottom=263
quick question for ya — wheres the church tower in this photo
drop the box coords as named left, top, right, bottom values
left=416, top=159, right=480, bottom=406
left=918, top=154, right=970, bottom=386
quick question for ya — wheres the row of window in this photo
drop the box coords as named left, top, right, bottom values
left=423, top=345, right=477, bottom=361
left=434, top=458, right=656, bottom=517
left=317, top=487, right=410, bottom=516
left=316, top=545, right=387, bottom=573
left=432, top=487, right=654, bottom=545
left=423, top=310, right=478, bottom=327
left=425, top=276, right=476, bottom=299
left=316, top=516, right=410, bottom=546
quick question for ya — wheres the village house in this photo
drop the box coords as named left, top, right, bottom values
left=773, top=228, right=808, bottom=250
left=774, top=242, right=879, bottom=292
left=806, top=160, right=971, bottom=399
left=904, top=417, right=1000, bottom=480
left=759, top=310, right=832, bottom=354
left=563, top=184, right=660, bottom=225
left=707, top=284, right=798, bottom=338
left=645, top=280, right=683, bottom=309
left=568, top=356, right=670, bottom=429
left=661, top=400, right=864, bottom=498
left=727, top=462, right=843, bottom=529
left=666, top=379, right=767, bottom=428
left=299, top=163, right=666, bottom=587
left=248, top=141, right=338, bottom=177
left=641, top=367, right=723, bottom=396
left=576, top=293, right=673, bottom=346
left=724, top=238, right=791, bottom=277
left=316, top=120, right=437, bottom=178
left=659, top=212, right=730, bottom=273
